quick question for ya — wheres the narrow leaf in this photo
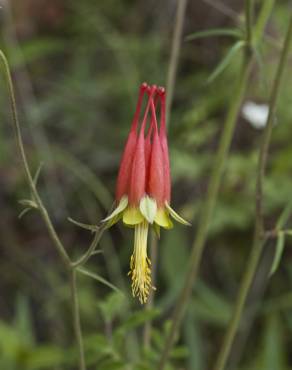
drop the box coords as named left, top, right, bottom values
left=18, top=199, right=38, bottom=209
left=68, top=217, right=99, bottom=232
left=77, top=267, right=122, bottom=294
left=270, top=232, right=285, bottom=276
left=18, top=208, right=32, bottom=219
left=33, top=162, right=44, bottom=186
left=207, top=40, right=245, bottom=84
left=186, top=28, right=242, bottom=41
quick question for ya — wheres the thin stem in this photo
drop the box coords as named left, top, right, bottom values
left=0, top=49, right=89, bottom=370
left=143, top=231, right=158, bottom=348
left=212, top=14, right=292, bottom=370
left=157, top=58, right=253, bottom=370
left=0, top=49, right=71, bottom=268
left=245, top=0, right=253, bottom=48
left=72, top=225, right=107, bottom=268
left=70, top=269, right=86, bottom=370
left=166, top=0, right=188, bottom=127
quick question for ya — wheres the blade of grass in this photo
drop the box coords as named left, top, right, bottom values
left=207, top=40, right=245, bottom=83
left=186, top=28, right=242, bottom=41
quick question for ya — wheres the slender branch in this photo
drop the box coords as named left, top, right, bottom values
left=0, top=49, right=89, bottom=370
left=245, top=0, right=253, bottom=48
left=70, top=269, right=86, bottom=370
left=212, top=14, right=292, bottom=370
left=166, top=0, right=188, bottom=127
left=157, top=57, right=253, bottom=370
left=72, top=224, right=107, bottom=268
left=0, top=49, right=71, bottom=268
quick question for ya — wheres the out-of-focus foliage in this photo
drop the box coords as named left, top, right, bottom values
left=1, top=0, right=292, bottom=369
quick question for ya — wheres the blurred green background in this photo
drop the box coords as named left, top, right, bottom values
left=1, top=0, right=292, bottom=369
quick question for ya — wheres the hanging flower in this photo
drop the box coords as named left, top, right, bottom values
left=103, top=83, right=190, bottom=304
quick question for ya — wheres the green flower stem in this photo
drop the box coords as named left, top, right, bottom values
left=157, top=58, right=252, bottom=370
left=245, top=0, right=253, bottom=48
left=72, top=225, right=107, bottom=268
left=212, top=14, right=292, bottom=370
left=0, top=49, right=71, bottom=268
left=166, top=0, right=188, bottom=127
left=70, top=269, right=86, bottom=370
left=0, top=49, right=87, bottom=370
left=143, top=231, right=158, bottom=348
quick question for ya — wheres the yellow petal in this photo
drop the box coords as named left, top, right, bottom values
left=154, top=208, right=173, bottom=229
left=123, top=207, right=144, bottom=225
left=165, top=202, right=191, bottom=226
left=139, top=196, right=157, bottom=224
left=102, top=196, right=128, bottom=223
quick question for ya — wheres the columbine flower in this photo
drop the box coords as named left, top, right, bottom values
left=103, top=83, right=190, bottom=304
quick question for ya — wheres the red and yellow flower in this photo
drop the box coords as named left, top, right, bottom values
left=103, top=83, right=190, bottom=304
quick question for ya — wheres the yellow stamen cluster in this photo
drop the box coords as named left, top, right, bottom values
left=128, top=220, right=153, bottom=304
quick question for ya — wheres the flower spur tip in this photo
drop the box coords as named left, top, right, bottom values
left=140, top=82, right=148, bottom=90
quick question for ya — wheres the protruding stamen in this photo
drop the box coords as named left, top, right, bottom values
left=128, top=220, right=154, bottom=304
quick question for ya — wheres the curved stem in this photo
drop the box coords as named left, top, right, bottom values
left=72, top=225, right=107, bottom=268
left=0, top=49, right=71, bottom=268
left=0, top=49, right=88, bottom=370
left=70, top=269, right=86, bottom=370
left=212, top=14, right=292, bottom=370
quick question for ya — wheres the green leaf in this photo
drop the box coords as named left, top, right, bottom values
left=207, top=40, right=245, bottom=83
left=98, top=292, right=126, bottom=322
left=33, top=162, right=44, bottom=187
left=18, top=208, right=32, bottom=219
left=186, top=28, right=242, bottom=41
left=118, top=309, right=160, bottom=332
left=270, top=231, right=285, bottom=276
left=68, top=217, right=99, bottom=232
left=18, top=199, right=38, bottom=209
left=170, top=345, right=189, bottom=359
left=76, top=267, right=122, bottom=294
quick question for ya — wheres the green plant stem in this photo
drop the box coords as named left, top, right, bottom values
left=70, top=268, right=86, bottom=370
left=72, top=225, right=107, bottom=268
left=157, top=57, right=252, bottom=370
left=143, top=231, right=158, bottom=348
left=166, top=0, right=188, bottom=127
left=245, top=0, right=253, bottom=47
left=212, top=14, right=292, bottom=370
left=0, top=49, right=71, bottom=268
left=0, top=49, right=88, bottom=370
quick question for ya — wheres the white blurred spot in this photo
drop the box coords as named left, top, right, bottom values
left=242, top=101, right=269, bottom=130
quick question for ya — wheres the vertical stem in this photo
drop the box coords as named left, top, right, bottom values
left=245, top=0, right=253, bottom=48
left=143, top=231, right=158, bottom=348
left=157, top=59, right=252, bottom=370
left=0, top=49, right=88, bottom=369
left=166, top=0, right=188, bottom=127
left=212, top=14, right=292, bottom=370
left=70, top=269, right=86, bottom=370
left=0, top=49, right=71, bottom=268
